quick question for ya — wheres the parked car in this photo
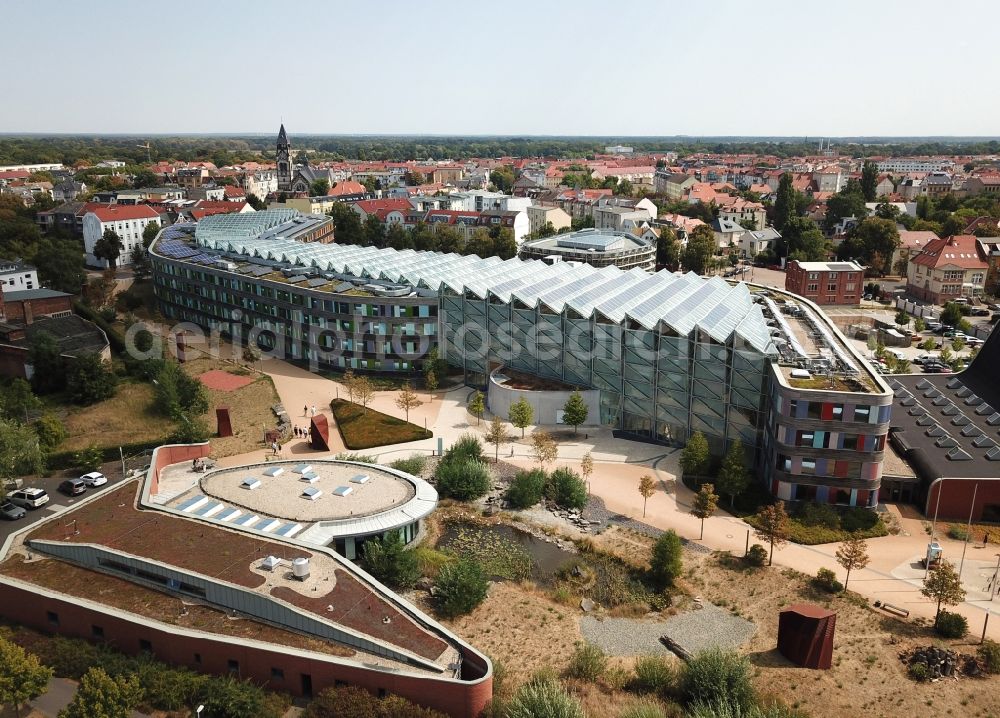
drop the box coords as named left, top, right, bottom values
left=922, top=363, right=952, bottom=374
left=925, top=321, right=943, bottom=332
left=971, top=308, right=990, bottom=317
left=913, top=354, right=938, bottom=365
left=79, top=471, right=107, bottom=487
left=0, top=500, right=26, bottom=520
left=58, top=478, right=86, bottom=496
left=988, top=303, right=1000, bottom=312
left=8, top=487, right=49, bottom=509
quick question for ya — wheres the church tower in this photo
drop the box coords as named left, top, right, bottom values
left=276, top=124, right=292, bottom=192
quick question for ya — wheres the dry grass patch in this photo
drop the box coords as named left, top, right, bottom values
left=58, top=381, right=174, bottom=452
left=684, top=551, right=1000, bottom=718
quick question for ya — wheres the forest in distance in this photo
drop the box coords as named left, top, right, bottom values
left=3, top=134, right=1000, bottom=166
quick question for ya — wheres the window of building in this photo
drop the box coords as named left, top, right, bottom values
left=139, top=639, right=152, bottom=652
left=827, top=283, right=838, bottom=292
left=194, top=653, right=202, bottom=665
left=854, top=405, right=871, bottom=422
left=806, top=283, right=819, bottom=292
left=228, top=659, right=239, bottom=674
left=807, top=272, right=819, bottom=280
left=91, top=625, right=104, bottom=639
left=271, top=668, right=285, bottom=680
left=46, top=611, right=59, bottom=627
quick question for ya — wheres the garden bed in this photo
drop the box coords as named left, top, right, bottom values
left=330, top=398, right=431, bottom=449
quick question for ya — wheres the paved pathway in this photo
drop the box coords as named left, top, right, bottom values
left=28, top=677, right=149, bottom=718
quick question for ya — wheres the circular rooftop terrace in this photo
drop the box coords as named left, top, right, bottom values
left=199, top=460, right=426, bottom=524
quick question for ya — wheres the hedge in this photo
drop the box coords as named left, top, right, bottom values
left=46, top=439, right=165, bottom=471
left=73, top=301, right=127, bottom=354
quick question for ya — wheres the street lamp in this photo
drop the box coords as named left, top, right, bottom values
left=196, top=705, right=204, bottom=718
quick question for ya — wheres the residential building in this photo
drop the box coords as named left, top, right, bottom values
left=0, top=259, right=38, bottom=291
left=593, top=205, right=652, bottom=233
left=51, top=180, right=86, bottom=203
left=352, top=198, right=414, bottom=225
left=82, top=204, right=162, bottom=268
left=963, top=175, right=1000, bottom=196
left=605, top=145, right=633, bottom=154
left=243, top=170, right=278, bottom=200
left=653, top=171, right=696, bottom=200
left=813, top=167, right=843, bottom=193
left=710, top=218, right=746, bottom=250
left=784, top=260, right=864, bottom=305
left=152, top=210, right=892, bottom=509
left=222, top=185, right=246, bottom=202
left=187, top=186, right=226, bottom=201
left=977, top=238, right=1000, bottom=295
left=876, top=158, right=952, bottom=174
left=37, top=201, right=87, bottom=235
left=875, top=175, right=895, bottom=198
left=518, top=229, right=655, bottom=270
left=893, top=230, right=939, bottom=276
left=906, top=235, right=989, bottom=304
left=657, top=213, right=706, bottom=244
left=526, top=205, right=571, bottom=235
left=479, top=209, right=528, bottom=245
left=920, top=173, right=955, bottom=197
left=740, top=228, right=781, bottom=258
left=718, top=199, right=766, bottom=232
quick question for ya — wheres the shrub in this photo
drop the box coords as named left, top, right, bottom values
left=907, top=662, right=930, bottom=682
left=797, top=503, right=840, bottom=530
left=507, top=469, right=547, bottom=509
left=935, top=610, right=968, bottom=638
left=34, top=413, right=67, bottom=451
left=814, top=568, right=843, bottom=593
left=977, top=639, right=1000, bottom=674
left=305, top=685, right=447, bottom=718
left=603, top=665, right=631, bottom=691
left=434, top=557, right=489, bottom=618
left=390, top=454, right=427, bottom=476
left=633, top=655, right=675, bottom=694
left=435, top=457, right=491, bottom=501
left=411, top=546, right=454, bottom=578
left=680, top=649, right=754, bottom=710
left=566, top=641, right=607, bottom=681
left=360, top=532, right=420, bottom=589
left=546, top=466, right=588, bottom=510
left=840, top=507, right=879, bottom=533
left=650, top=530, right=683, bottom=590
left=446, top=433, right=485, bottom=463
left=687, top=701, right=806, bottom=718
left=505, top=678, right=585, bottom=718
left=947, top=525, right=969, bottom=541
left=745, top=544, right=768, bottom=567
left=334, top=453, right=380, bottom=463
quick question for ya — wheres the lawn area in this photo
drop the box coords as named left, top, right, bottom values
left=57, top=381, right=174, bottom=452
left=330, top=398, right=431, bottom=450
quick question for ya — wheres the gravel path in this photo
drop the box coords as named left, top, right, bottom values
left=580, top=603, right=756, bottom=657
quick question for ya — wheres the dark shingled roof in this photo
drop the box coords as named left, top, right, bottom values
left=22, top=315, right=109, bottom=355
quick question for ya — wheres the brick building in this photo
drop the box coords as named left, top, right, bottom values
left=784, top=260, right=864, bottom=305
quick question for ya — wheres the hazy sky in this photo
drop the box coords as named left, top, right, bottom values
left=5, top=0, right=999, bottom=136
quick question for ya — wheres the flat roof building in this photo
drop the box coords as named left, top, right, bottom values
left=518, top=229, right=655, bottom=270
left=785, top=260, right=865, bottom=305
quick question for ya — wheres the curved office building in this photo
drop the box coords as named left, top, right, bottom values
left=151, top=210, right=892, bottom=507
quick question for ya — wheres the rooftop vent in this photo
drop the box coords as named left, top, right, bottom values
left=923, top=388, right=941, bottom=399
left=907, top=406, right=925, bottom=416
left=262, top=556, right=281, bottom=571
left=956, top=386, right=973, bottom=398
left=916, top=416, right=935, bottom=426
left=350, top=474, right=370, bottom=484
left=264, top=467, right=283, bottom=478
left=961, top=424, right=982, bottom=437
left=332, top=486, right=353, bottom=497
left=946, top=377, right=964, bottom=389
left=292, top=557, right=310, bottom=580
left=951, top=415, right=971, bottom=426
left=976, top=404, right=995, bottom=416
left=935, top=436, right=958, bottom=448
left=901, top=398, right=917, bottom=407
left=301, top=487, right=322, bottom=501
left=294, top=464, right=314, bottom=475
left=972, top=435, right=996, bottom=448
left=965, top=395, right=982, bottom=406
left=987, top=447, right=1000, bottom=461
left=916, top=379, right=934, bottom=390
left=932, top=396, right=949, bottom=406
left=241, top=477, right=261, bottom=490
left=926, top=425, right=947, bottom=437
left=988, top=413, right=1000, bottom=426
left=942, top=405, right=960, bottom=416
left=946, top=448, right=973, bottom=461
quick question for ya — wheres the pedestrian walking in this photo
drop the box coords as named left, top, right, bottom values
left=303, top=405, right=308, bottom=417
left=311, top=405, right=317, bottom=417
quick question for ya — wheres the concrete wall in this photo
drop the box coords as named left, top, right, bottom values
left=487, top=370, right=600, bottom=428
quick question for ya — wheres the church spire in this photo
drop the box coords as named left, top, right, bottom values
left=278, top=123, right=288, bottom=144
left=276, top=124, right=292, bottom=192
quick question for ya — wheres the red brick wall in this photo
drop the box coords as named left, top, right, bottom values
left=0, top=582, right=491, bottom=717
left=0, top=345, right=28, bottom=379
left=3, top=295, right=73, bottom=323
left=784, top=262, right=860, bottom=306
left=925, top=478, right=1000, bottom=522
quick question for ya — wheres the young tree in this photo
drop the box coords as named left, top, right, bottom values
left=424, top=369, right=438, bottom=399
left=342, top=368, right=356, bottom=403
left=130, top=245, right=150, bottom=280
left=860, top=160, right=879, bottom=202
left=680, top=431, right=710, bottom=477
left=530, top=430, right=557, bottom=469
left=468, top=390, right=485, bottom=425
left=753, top=501, right=790, bottom=566
left=92, top=228, right=124, bottom=268
left=509, top=396, right=534, bottom=437
left=360, top=531, right=420, bottom=589
left=141, top=221, right=160, bottom=247
left=921, top=561, right=967, bottom=625
left=484, top=415, right=511, bottom=463
left=394, top=382, right=422, bottom=423
left=835, top=533, right=870, bottom=591
left=683, top=226, right=717, bottom=275
left=241, top=345, right=260, bottom=368
left=0, top=633, right=52, bottom=718
left=649, top=529, right=683, bottom=590
left=310, top=179, right=330, bottom=197
left=34, top=237, right=85, bottom=293
left=65, top=353, right=117, bottom=405
left=353, top=375, right=374, bottom=414
left=715, top=443, right=749, bottom=508
left=941, top=302, right=963, bottom=327
left=28, top=331, right=65, bottom=395
left=0, top=418, right=45, bottom=490
left=773, top=172, right=797, bottom=232
left=435, top=557, right=489, bottom=618
left=655, top=225, right=681, bottom=269
left=561, top=390, right=588, bottom=435
left=58, top=667, right=142, bottom=718
left=691, top=483, right=720, bottom=540
left=894, top=309, right=909, bottom=328
left=638, top=474, right=656, bottom=518
left=580, top=451, right=593, bottom=492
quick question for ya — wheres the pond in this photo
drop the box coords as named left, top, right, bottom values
left=436, top=521, right=574, bottom=584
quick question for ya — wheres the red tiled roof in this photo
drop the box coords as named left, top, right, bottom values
left=0, top=170, right=30, bottom=180
left=223, top=185, right=246, bottom=198
left=910, top=235, right=987, bottom=270
left=327, top=180, right=366, bottom=196
left=353, top=199, right=412, bottom=215
left=191, top=201, right=247, bottom=218
left=86, top=204, right=161, bottom=222
left=898, top=230, right=939, bottom=250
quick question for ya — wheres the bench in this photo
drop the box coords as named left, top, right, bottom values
left=874, top=600, right=909, bottom=618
